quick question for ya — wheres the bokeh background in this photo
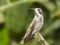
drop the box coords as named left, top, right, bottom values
left=0, top=0, right=60, bottom=45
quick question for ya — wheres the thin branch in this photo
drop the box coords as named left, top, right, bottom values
left=0, top=0, right=46, bottom=12
left=0, top=0, right=27, bottom=12
left=34, top=32, right=49, bottom=45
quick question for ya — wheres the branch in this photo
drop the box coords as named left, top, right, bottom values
left=0, top=0, right=46, bottom=12
left=0, top=0, right=27, bottom=12
left=34, top=32, right=49, bottom=45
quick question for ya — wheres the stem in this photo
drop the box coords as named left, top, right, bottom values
left=0, top=0, right=27, bottom=12
left=0, top=0, right=46, bottom=12
left=34, top=32, right=49, bottom=45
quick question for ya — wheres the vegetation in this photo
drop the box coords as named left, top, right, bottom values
left=0, top=0, right=60, bottom=45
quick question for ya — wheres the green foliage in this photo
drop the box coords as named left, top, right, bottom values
left=0, top=0, right=60, bottom=45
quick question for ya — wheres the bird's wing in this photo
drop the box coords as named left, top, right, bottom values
left=21, top=18, right=36, bottom=44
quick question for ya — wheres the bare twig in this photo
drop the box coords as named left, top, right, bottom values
left=34, top=32, right=49, bottom=45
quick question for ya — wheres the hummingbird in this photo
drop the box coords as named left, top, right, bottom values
left=20, top=8, right=44, bottom=44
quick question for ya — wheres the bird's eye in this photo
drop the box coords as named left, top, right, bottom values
left=38, top=9, right=42, bottom=14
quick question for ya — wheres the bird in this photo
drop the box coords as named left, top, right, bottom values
left=20, top=8, right=44, bottom=44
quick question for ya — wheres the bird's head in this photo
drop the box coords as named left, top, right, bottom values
left=29, top=8, right=43, bottom=17
left=34, top=8, right=43, bottom=17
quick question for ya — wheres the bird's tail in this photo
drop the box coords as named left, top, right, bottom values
left=20, top=33, right=34, bottom=44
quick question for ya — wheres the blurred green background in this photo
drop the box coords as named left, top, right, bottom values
left=0, top=0, right=60, bottom=45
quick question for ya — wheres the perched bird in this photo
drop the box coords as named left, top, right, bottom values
left=20, top=8, right=44, bottom=44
